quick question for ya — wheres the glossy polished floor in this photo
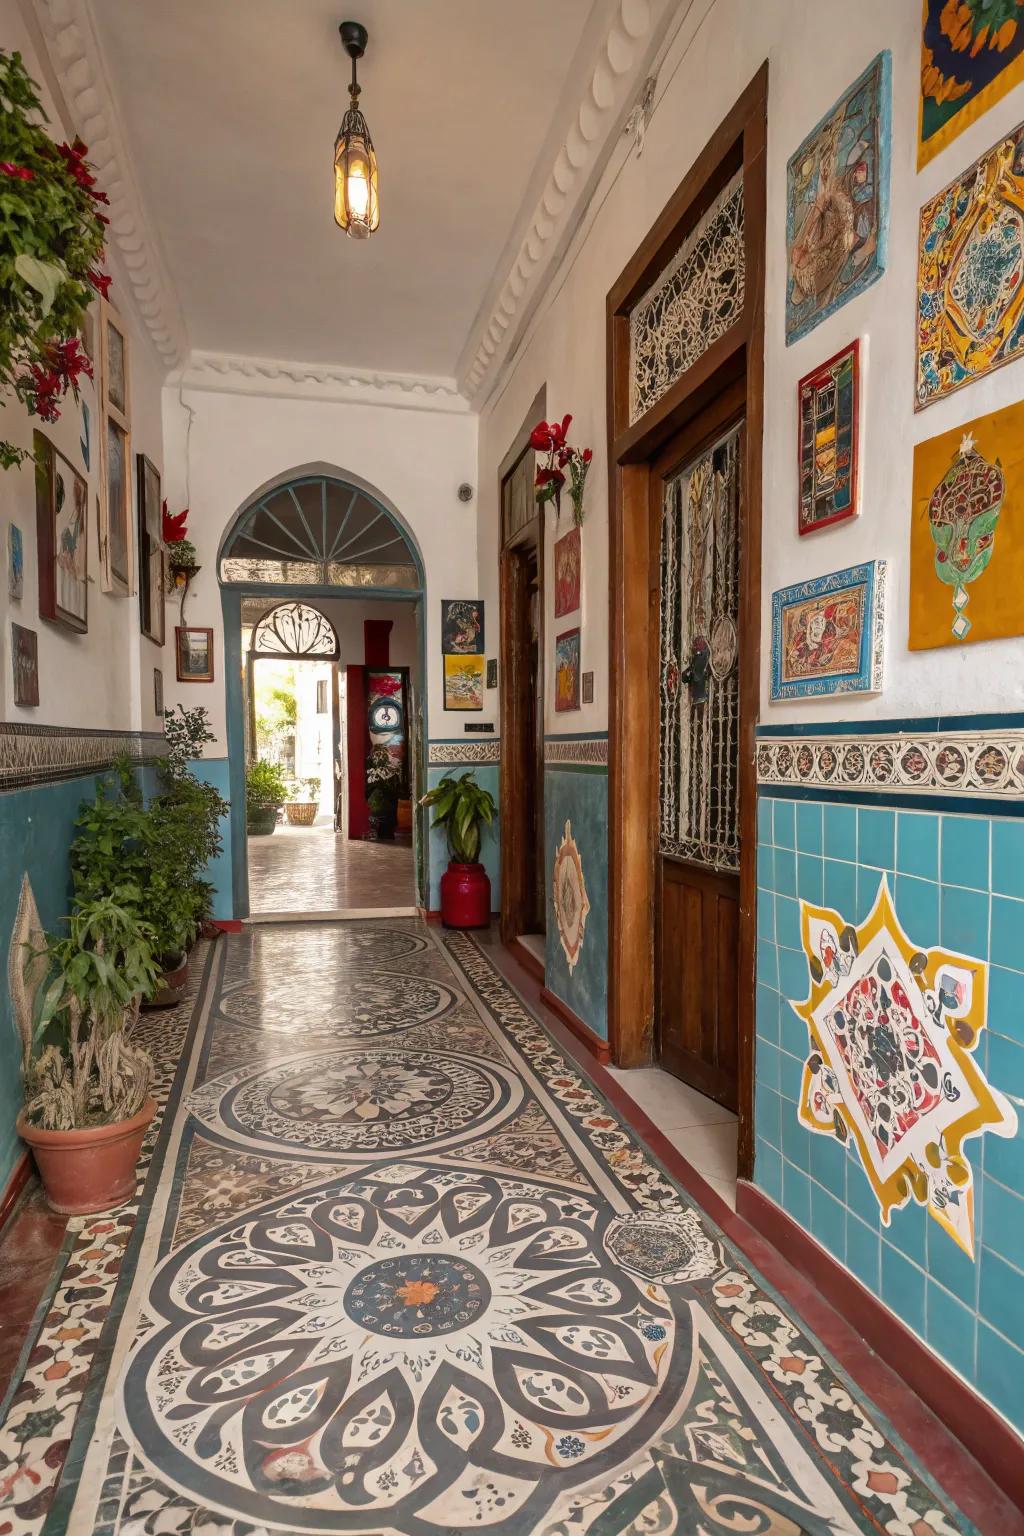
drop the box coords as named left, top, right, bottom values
left=247, top=818, right=416, bottom=914
left=0, top=919, right=1006, bottom=1535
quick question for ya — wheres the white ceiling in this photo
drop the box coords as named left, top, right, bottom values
left=91, top=0, right=601, bottom=378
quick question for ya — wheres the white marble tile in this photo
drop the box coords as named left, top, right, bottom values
left=606, top=1066, right=737, bottom=1128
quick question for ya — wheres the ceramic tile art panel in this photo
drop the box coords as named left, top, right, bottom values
left=554, top=526, right=581, bottom=618
left=917, top=120, right=1024, bottom=408
left=770, top=560, right=886, bottom=701
left=798, top=340, right=859, bottom=535
left=910, top=396, right=1024, bottom=648
left=786, top=53, right=891, bottom=344
left=919, top=0, right=1024, bottom=168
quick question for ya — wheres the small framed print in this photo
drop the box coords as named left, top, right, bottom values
left=555, top=628, right=581, bottom=712
left=11, top=623, right=39, bottom=707
left=798, top=340, right=860, bottom=535
left=137, top=454, right=165, bottom=645
left=34, top=431, right=88, bottom=633
left=175, top=625, right=214, bottom=683
left=581, top=670, right=594, bottom=705
left=154, top=667, right=164, bottom=716
left=99, top=300, right=132, bottom=596
left=770, top=560, right=886, bottom=701
left=443, top=654, right=484, bottom=710
left=441, top=599, right=484, bottom=654
left=486, top=658, right=498, bottom=689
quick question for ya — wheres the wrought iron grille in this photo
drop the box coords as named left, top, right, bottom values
left=629, top=169, right=745, bottom=424
left=251, top=602, right=339, bottom=659
left=659, top=426, right=741, bottom=872
left=220, top=476, right=419, bottom=589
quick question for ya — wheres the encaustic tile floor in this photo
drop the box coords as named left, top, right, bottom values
left=0, top=921, right=1007, bottom=1535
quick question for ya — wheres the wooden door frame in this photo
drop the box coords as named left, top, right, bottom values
left=606, top=63, right=767, bottom=1178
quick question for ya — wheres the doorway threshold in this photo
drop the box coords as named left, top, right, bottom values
left=246, top=906, right=419, bottom=924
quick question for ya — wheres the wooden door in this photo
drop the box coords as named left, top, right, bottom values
left=654, top=414, right=743, bottom=1110
left=499, top=524, right=545, bottom=941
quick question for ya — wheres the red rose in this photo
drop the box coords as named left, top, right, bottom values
left=582, top=447, right=593, bottom=463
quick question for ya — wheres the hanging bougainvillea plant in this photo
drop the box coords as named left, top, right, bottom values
left=0, top=50, right=110, bottom=468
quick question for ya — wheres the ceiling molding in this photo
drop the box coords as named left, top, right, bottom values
left=181, top=351, right=471, bottom=416
left=456, top=0, right=679, bottom=405
left=30, top=0, right=189, bottom=369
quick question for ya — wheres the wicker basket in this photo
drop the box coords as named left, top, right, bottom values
left=285, top=801, right=318, bottom=826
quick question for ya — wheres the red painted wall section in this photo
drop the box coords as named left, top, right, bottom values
left=364, top=619, right=392, bottom=668
left=346, top=621, right=392, bottom=838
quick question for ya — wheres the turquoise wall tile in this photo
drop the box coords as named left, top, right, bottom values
left=897, top=812, right=938, bottom=881
left=781, top=1116, right=810, bottom=1173
left=192, top=757, right=234, bottom=920
left=977, top=1323, right=1024, bottom=1428
left=941, top=814, right=990, bottom=893
left=783, top=1161, right=811, bottom=1227
left=857, top=864, right=886, bottom=923
left=847, top=1213, right=880, bottom=1291
left=894, top=875, right=939, bottom=947
left=774, top=894, right=801, bottom=950
left=797, top=853, right=823, bottom=905
left=980, top=1179, right=1024, bottom=1272
left=796, top=801, right=822, bottom=854
left=757, top=797, right=773, bottom=844
left=777, top=946, right=807, bottom=1001
left=758, top=842, right=775, bottom=891
left=756, top=1140, right=783, bottom=1204
left=756, top=1083, right=781, bottom=1149
left=778, top=1048, right=804, bottom=1107
left=881, top=1245, right=926, bottom=1338
left=774, top=847, right=796, bottom=896
left=543, top=767, right=607, bottom=1039
left=980, top=1124, right=1024, bottom=1205
left=824, top=803, right=857, bottom=863
left=988, top=966, right=1024, bottom=1043
left=809, top=1131, right=848, bottom=1199
left=824, top=858, right=857, bottom=918
left=774, top=799, right=795, bottom=850
left=940, top=883, right=989, bottom=959
left=780, top=1000, right=809, bottom=1061
left=859, top=807, right=895, bottom=870
left=926, top=1213, right=978, bottom=1309
left=757, top=1038, right=780, bottom=1091
left=979, top=1249, right=1024, bottom=1351
left=757, top=886, right=775, bottom=941
left=986, top=1031, right=1024, bottom=1099
left=991, top=819, right=1024, bottom=899
left=990, top=895, right=1024, bottom=973
left=756, top=983, right=779, bottom=1042
left=926, top=1281, right=976, bottom=1382
left=810, top=1183, right=846, bottom=1260
left=756, top=940, right=779, bottom=989
left=846, top=1161, right=882, bottom=1230
left=885, top=1200, right=927, bottom=1267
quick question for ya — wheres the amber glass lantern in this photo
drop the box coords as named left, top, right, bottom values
left=334, top=21, right=379, bottom=238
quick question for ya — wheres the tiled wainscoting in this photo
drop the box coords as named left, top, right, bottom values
left=753, top=714, right=1024, bottom=1438
left=543, top=736, right=609, bottom=1041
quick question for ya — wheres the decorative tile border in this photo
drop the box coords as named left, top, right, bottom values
left=427, top=739, right=501, bottom=766
left=0, top=725, right=166, bottom=793
left=756, top=723, right=1024, bottom=801
left=544, top=735, right=609, bottom=768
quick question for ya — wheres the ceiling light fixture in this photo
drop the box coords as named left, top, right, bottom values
left=334, top=20, right=380, bottom=239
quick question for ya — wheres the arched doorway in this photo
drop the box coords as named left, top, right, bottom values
left=219, top=470, right=427, bottom=918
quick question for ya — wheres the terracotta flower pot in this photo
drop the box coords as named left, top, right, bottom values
left=17, top=1096, right=157, bottom=1215
left=440, top=860, right=491, bottom=928
left=142, top=955, right=188, bottom=1011
left=285, top=801, right=318, bottom=826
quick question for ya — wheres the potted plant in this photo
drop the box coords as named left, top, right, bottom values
left=16, top=892, right=161, bottom=1214
left=247, top=758, right=288, bottom=835
left=366, top=746, right=400, bottom=841
left=162, top=503, right=200, bottom=591
left=420, top=770, right=496, bottom=927
left=286, top=775, right=320, bottom=826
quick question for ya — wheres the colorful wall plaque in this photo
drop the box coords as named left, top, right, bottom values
left=917, top=120, right=1024, bottom=409
left=785, top=52, right=891, bottom=344
left=797, top=340, right=859, bottom=535
left=555, top=628, right=581, bottom=712
left=770, top=560, right=886, bottom=702
left=552, top=819, right=590, bottom=974
left=554, top=526, right=582, bottom=617
left=443, top=654, right=484, bottom=711
left=8, top=522, right=23, bottom=601
left=919, top=0, right=1024, bottom=169
left=441, top=600, right=484, bottom=654
left=910, top=400, right=1024, bottom=649
left=789, top=876, right=1017, bottom=1256
left=11, top=623, right=39, bottom=708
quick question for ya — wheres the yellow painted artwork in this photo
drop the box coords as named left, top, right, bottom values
left=443, top=653, right=484, bottom=711
left=909, top=397, right=1024, bottom=649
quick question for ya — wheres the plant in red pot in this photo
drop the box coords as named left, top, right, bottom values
left=16, top=891, right=161, bottom=1215
left=420, top=770, right=496, bottom=928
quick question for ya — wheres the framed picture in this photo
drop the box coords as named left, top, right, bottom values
left=785, top=53, right=891, bottom=345
left=443, top=653, right=484, bottom=710
left=582, top=670, right=594, bottom=705
left=798, top=340, right=859, bottom=535
left=137, top=453, right=165, bottom=645
left=441, top=599, right=484, bottom=654
left=34, top=431, right=88, bottom=633
left=154, top=667, right=164, bottom=716
left=11, top=623, right=39, bottom=707
left=555, top=627, right=581, bottom=712
left=770, top=560, right=886, bottom=701
left=918, top=0, right=1024, bottom=169
left=8, top=522, right=23, bottom=600
left=486, top=657, right=498, bottom=689
left=554, top=526, right=582, bottom=617
left=175, top=625, right=214, bottom=683
left=99, top=301, right=131, bottom=595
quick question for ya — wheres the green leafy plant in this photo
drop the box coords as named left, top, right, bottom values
left=162, top=704, right=216, bottom=774
left=420, top=770, right=496, bottom=863
left=0, top=50, right=111, bottom=469
left=247, top=758, right=289, bottom=809
left=23, top=893, right=160, bottom=1131
left=288, top=776, right=321, bottom=801
left=166, top=536, right=199, bottom=573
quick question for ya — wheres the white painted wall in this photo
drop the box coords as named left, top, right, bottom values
left=159, top=388, right=478, bottom=745
left=477, top=0, right=1024, bottom=728
left=0, top=0, right=165, bottom=735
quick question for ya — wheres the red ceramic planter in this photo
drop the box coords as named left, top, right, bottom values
left=17, top=1096, right=156, bottom=1215
left=440, top=861, right=491, bottom=928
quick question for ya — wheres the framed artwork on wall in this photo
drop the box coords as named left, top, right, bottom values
left=910, top=400, right=1024, bottom=649
left=918, top=0, right=1024, bottom=169
left=916, top=121, right=1024, bottom=410
left=554, top=525, right=582, bottom=616
left=175, top=626, right=214, bottom=682
left=797, top=340, right=859, bottom=535
left=555, top=627, right=581, bottom=712
left=785, top=52, right=891, bottom=345
left=34, top=431, right=88, bottom=633
left=8, top=523, right=23, bottom=600
left=441, top=599, right=484, bottom=653
left=137, top=453, right=165, bottom=646
left=99, top=301, right=132, bottom=595
left=770, top=560, right=886, bottom=701
left=154, top=667, right=164, bottom=716
left=11, top=623, right=39, bottom=707
left=443, top=654, right=484, bottom=710
left=486, top=658, right=498, bottom=689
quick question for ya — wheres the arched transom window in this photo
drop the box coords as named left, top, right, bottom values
left=220, top=475, right=419, bottom=588
left=251, top=602, right=339, bottom=659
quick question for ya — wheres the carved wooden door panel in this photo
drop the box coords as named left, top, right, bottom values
left=656, top=422, right=743, bottom=1109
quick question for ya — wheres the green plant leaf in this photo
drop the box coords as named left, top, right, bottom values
left=14, top=252, right=67, bottom=316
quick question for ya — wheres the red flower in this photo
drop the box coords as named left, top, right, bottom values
left=581, top=447, right=593, bottom=463
left=27, top=366, right=62, bottom=422
left=529, top=420, right=553, bottom=452
left=0, top=162, right=34, bottom=181
left=56, top=138, right=109, bottom=205
left=46, top=336, right=92, bottom=389
left=549, top=413, right=572, bottom=448
left=162, top=501, right=189, bottom=543
left=87, top=269, right=112, bottom=298
left=535, top=466, right=565, bottom=490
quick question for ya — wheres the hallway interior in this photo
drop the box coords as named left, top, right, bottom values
left=248, top=820, right=416, bottom=916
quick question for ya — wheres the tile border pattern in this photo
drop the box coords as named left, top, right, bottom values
left=427, top=739, right=501, bottom=766
left=756, top=721, right=1024, bottom=802
left=543, top=734, right=609, bottom=767
left=0, top=724, right=167, bottom=793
